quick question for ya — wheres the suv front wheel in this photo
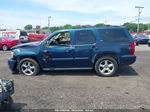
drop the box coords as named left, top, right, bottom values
left=18, top=58, right=40, bottom=76
left=95, top=56, right=118, bottom=77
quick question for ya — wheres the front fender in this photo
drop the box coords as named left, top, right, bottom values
left=13, top=47, right=39, bottom=57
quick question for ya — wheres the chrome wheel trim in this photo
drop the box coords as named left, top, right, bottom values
left=21, top=61, right=35, bottom=76
left=99, top=60, right=115, bottom=76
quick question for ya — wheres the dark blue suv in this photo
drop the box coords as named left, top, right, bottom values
left=8, top=27, right=136, bottom=77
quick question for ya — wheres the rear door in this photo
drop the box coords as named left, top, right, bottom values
left=73, top=30, right=96, bottom=68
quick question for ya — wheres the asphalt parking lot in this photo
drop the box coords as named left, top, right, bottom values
left=0, top=45, right=150, bottom=110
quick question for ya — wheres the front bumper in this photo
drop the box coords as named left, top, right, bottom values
left=120, top=55, right=136, bottom=66
left=8, top=58, right=17, bottom=71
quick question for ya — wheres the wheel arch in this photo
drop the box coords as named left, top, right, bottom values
left=16, top=55, right=41, bottom=70
left=92, top=52, right=120, bottom=66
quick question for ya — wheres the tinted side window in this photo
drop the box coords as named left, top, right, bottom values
left=75, top=30, right=96, bottom=45
left=99, top=29, right=129, bottom=42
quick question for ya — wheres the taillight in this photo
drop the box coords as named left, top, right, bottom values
left=130, top=42, right=135, bottom=55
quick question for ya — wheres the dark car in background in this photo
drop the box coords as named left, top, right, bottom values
left=134, top=34, right=149, bottom=45
left=0, top=37, right=20, bottom=51
left=148, top=40, right=150, bottom=47
left=8, top=27, right=136, bottom=77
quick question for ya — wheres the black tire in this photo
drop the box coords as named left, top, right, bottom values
left=2, top=45, right=9, bottom=51
left=1, top=96, right=13, bottom=109
left=95, top=56, right=118, bottom=77
left=18, top=58, right=40, bottom=76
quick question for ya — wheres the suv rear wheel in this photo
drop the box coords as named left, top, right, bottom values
left=18, top=58, right=40, bottom=76
left=95, top=56, right=118, bottom=77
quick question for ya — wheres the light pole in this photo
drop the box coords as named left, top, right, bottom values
left=48, top=16, right=51, bottom=29
left=135, top=6, right=144, bottom=32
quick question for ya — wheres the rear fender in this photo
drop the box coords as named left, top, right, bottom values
left=92, top=52, right=120, bottom=65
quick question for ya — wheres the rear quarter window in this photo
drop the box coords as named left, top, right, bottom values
left=99, top=29, right=129, bottom=42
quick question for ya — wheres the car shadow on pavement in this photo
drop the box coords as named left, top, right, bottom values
left=42, top=70, right=96, bottom=76
left=41, top=66, right=138, bottom=77
left=116, top=66, right=138, bottom=76
left=0, top=102, right=27, bottom=111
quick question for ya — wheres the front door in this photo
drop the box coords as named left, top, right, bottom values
left=43, top=31, right=74, bottom=68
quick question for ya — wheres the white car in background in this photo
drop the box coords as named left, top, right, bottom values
left=0, top=30, right=28, bottom=43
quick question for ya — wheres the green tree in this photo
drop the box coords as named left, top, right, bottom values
left=50, top=26, right=61, bottom=33
left=42, top=27, right=49, bottom=30
left=43, top=23, right=106, bottom=33
left=24, top=24, right=33, bottom=30
left=63, top=24, right=73, bottom=29
left=81, top=25, right=92, bottom=28
left=146, top=23, right=150, bottom=30
left=123, top=23, right=137, bottom=32
left=139, top=24, right=148, bottom=32
left=94, top=23, right=105, bottom=27
left=73, top=25, right=81, bottom=28
left=123, top=23, right=149, bottom=32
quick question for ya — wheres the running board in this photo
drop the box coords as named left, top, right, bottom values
left=43, top=67, right=93, bottom=71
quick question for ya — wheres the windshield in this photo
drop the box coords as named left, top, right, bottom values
left=41, top=32, right=56, bottom=43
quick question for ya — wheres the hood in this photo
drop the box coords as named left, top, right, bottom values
left=12, top=41, right=41, bottom=49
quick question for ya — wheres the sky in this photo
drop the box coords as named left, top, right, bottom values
left=0, top=0, right=149, bottom=29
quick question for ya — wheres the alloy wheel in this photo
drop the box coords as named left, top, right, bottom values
left=21, top=61, right=36, bottom=76
left=99, top=60, right=115, bottom=76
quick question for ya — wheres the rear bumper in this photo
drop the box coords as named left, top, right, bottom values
left=120, top=55, right=136, bottom=66
left=8, top=58, right=17, bottom=71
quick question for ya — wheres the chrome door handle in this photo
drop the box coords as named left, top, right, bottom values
left=65, top=49, right=71, bottom=52
left=43, top=50, right=48, bottom=53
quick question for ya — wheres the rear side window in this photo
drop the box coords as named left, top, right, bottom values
left=75, top=30, right=96, bottom=45
left=99, top=29, right=129, bottom=42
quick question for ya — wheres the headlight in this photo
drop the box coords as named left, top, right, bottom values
left=11, top=51, right=14, bottom=58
